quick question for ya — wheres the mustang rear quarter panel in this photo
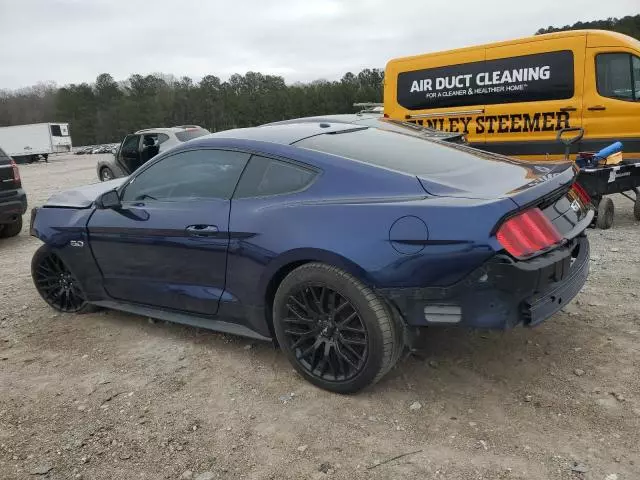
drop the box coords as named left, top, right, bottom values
left=227, top=193, right=517, bottom=310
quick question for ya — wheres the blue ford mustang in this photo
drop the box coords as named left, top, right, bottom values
left=30, top=122, right=593, bottom=393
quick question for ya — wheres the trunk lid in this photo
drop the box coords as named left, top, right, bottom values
left=416, top=147, right=577, bottom=207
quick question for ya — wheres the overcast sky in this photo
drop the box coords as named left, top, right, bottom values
left=0, top=0, right=637, bottom=89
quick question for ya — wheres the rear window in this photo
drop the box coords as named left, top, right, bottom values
left=0, top=147, right=10, bottom=164
left=175, top=128, right=209, bottom=142
left=295, top=127, right=489, bottom=175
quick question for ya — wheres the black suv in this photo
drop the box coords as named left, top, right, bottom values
left=0, top=147, right=27, bottom=238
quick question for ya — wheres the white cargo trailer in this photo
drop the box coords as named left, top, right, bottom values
left=0, top=123, right=72, bottom=163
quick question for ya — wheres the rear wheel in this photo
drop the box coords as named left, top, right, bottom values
left=273, top=263, right=402, bottom=394
left=31, top=245, right=95, bottom=313
left=0, top=216, right=22, bottom=238
left=596, top=197, right=614, bottom=229
left=634, top=189, right=640, bottom=222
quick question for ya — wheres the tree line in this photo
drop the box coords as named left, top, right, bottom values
left=1, top=14, right=638, bottom=146
left=0, top=70, right=384, bottom=146
left=536, top=14, right=640, bottom=38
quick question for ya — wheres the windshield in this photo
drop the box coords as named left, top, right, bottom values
left=175, top=128, right=210, bottom=142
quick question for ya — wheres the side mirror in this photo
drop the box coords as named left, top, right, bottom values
left=95, top=189, right=121, bottom=209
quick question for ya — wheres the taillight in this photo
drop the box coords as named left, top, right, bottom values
left=496, top=208, right=563, bottom=259
left=11, top=159, right=21, bottom=183
left=571, top=182, right=591, bottom=206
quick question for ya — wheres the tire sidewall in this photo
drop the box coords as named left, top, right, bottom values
left=31, top=244, right=92, bottom=313
left=273, top=264, right=389, bottom=394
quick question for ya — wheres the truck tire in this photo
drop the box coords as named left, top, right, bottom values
left=0, top=216, right=22, bottom=238
left=272, top=262, right=403, bottom=394
left=634, top=189, right=640, bottom=222
left=596, top=197, right=614, bottom=229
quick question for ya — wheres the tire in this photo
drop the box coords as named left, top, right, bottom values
left=634, top=190, right=640, bottom=222
left=99, top=166, right=115, bottom=181
left=272, top=263, right=403, bottom=394
left=596, top=197, right=614, bottom=229
left=0, top=216, right=22, bottom=238
left=31, top=245, right=96, bottom=313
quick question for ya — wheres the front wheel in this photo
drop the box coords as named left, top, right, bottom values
left=31, top=245, right=95, bottom=313
left=273, top=263, right=403, bottom=394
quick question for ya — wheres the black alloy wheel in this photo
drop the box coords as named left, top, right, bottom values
left=32, top=246, right=90, bottom=313
left=273, top=263, right=402, bottom=394
left=283, top=285, right=368, bottom=382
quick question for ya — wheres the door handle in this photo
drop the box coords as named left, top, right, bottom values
left=587, top=105, right=606, bottom=111
left=185, top=224, right=219, bottom=237
left=559, top=106, right=576, bottom=112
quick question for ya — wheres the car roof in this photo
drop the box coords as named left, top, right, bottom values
left=265, top=113, right=380, bottom=126
left=134, top=127, right=204, bottom=134
left=265, top=114, right=465, bottom=140
left=204, top=122, right=366, bottom=146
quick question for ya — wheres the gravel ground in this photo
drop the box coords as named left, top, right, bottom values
left=1, top=154, right=639, bottom=480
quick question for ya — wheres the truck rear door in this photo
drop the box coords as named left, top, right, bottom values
left=483, top=35, right=586, bottom=160
left=389, top=49, right=487, bottom=147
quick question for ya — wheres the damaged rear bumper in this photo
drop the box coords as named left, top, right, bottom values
left=379, top=235, right=590, bottom=329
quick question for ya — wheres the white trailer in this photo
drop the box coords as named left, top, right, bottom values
left=0, top=123, right=73, bottom=163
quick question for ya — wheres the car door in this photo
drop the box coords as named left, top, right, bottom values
left=582, top=49, right=640, bottom=156
left=116, top=134, right=142, bottom=174
left=87, top=148, right=251, bottom=315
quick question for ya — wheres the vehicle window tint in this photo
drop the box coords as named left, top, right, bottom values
left=50, top=125, right=61, bottom=136
left=296, top=127, right=503, bottom=175
left=397, top=50, right=574, bottom=110
left=121, top=150, right=250, bottom=202
left=121, top=135, right=140, bottom=153
left=175, top=128, right=209, bottom=142
left=596, top=53, right=637, bottom=101
left=0, top=147, right=10, bottom=164
left=157, top=133, right=170, bottom=144
left=234, top=155, right=316, bottom=198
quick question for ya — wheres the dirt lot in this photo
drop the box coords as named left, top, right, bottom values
left=1, top=154, right=639, bottom=480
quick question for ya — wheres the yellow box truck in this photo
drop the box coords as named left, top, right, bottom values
left=384, top=30, right=640, bottom=160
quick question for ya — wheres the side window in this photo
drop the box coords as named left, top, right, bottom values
left=121, top=135, right=141, bottom=153
left=50, top=125, right=62, bottom=136
left=596, top=53, right=638, bottom=101
left=634, top=56, right=640, bottom=100
left=234, top=155, right=316, bottom=199
left=121, top=149, right=250, bottom=202
left=157, top=133, right=170, bottom=144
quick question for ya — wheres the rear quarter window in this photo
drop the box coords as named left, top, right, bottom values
left=234, top=155, right=317, bottom=198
